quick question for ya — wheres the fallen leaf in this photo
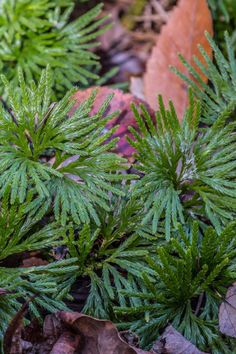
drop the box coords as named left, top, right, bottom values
left=22, top=319, right=43, bottom=348
left=151, top=325, right=208, bottom=354
left=144, top=0, right=213, bottom=119
left=57, top=311, right=144, bottom=354
left=120, top=330, right=139, bottom=348
left=98, top=3, right=148, bottom=84
left=219, top=283, right=236, bottom=337
left=70, top=87, right=155, bottom=158
left=99, top=8, right=126, bottom=51
left=6, top=310, right=210, bottom=354
left=41, top=311, right=151, bottom=354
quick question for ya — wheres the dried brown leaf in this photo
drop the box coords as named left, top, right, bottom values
left=151, top=325, right=208, bottom=354
left=40, top=311, right=151, bottom=354
left=144, top=0, right=213, bottom=119
left=219, top=283, right=236, bottom=338
left=57, top=311, right=144, bottom=354
left=5, top=309, right=212, bottom=354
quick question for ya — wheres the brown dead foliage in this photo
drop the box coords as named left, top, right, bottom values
left=144, top=0, right=213, bottom=119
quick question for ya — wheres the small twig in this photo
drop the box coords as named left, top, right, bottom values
left=133, top=14, right=165, bottom=22
left=0, top=96, right=19, bottom=126
left=143, top=3, right=152, bottom=30
left=3, top=296, right=36, bottom=354
left=36, top=102, right=57, bottom=131
left=130, top=31, right=157, bottom=42
left=24, top=129, right=34, bottom=155
left=194, top=293, right=204, bottom=316
left=151, top=0, right=169, bottom=22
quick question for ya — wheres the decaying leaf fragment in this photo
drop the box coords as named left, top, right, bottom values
left=219, top=283, right=236, bottom=338
left=151, top=325, right=208, bottom=354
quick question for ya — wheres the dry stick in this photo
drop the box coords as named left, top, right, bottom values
left=151, top=0, right=169, bottom=21
left=3, top=296, right=36, bottom=354
left=36, top=102, right=57, bottom=131
left=0, top=97, right=19, bottom=126
left=133, top=14, right=166, bottom=21
left=194, top=293, right=204, bottom=316
left=143, top=3, right=152, bottom=30
left=130, top=31, right=157, bottom=41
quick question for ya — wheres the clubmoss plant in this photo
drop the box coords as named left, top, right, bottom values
left=0, top=0, right=108, bottom=98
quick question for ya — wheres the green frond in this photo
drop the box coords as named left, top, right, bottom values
left=0, top=201, right=78, bottom=348
left=115, top=222, right=236, bottom=352
left=0, top=257, right=78, bottom=348
left=130, top=92, right=236, bottom=237
left=0, top=67, right=132, bottom=225
left=0, top=200, right=67, bottom=259
left=0, top=0, right=107, bottom=98
left=173, top=31, right=236, bottom=124
left=62, top=193, right=153, bottom=318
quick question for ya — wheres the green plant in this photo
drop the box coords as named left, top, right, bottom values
left=0, top=66, right=132, bottom=226
left=116, top=222, right=236, bottom=353
left=108, top=32, right=236, bottom=353
left=0, top=0, right=107, bottom=98
left=208, top=1, right=236, bottom=51
left=208, top=0, right=231, bottom=22
left=128, top=91, right=236, bottom=238
left=1, top=23, right=236, bottom=354
left=173, top=31, right=236, bottom=124
left=0, top=201, right=78, bottom=347
left=63, top=193, right=154, bottom=318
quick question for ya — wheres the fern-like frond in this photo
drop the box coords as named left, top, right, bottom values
left=0, top=0, right=108, bottom=98
left=0, top=199, right=67, bottom=259
left=63, top=194, right=153, bottom=318
left=0, top=67, right=132, bottom=225
left=173, top=31, right=236, bottom=124
left=129, top=92, right=236, bottom=237
left=0, top=257, right=78, bottom=347
left=0, top=202, right=78, bottom=348
left=116, top=222, right=236, bottom=352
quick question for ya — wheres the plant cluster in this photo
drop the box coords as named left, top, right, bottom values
left=0, top=1, right=236, bottom=354
left=0, top=200, right=78, bottom=343
left=64, top=194, right=152, bottom=318
left=0, top=66, right=130, bottom=226
left=116, top=222, right=236, bottom=352
left=0, top=0, right=107, bottom=98
left=0, top=64, right=133, bottom=349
